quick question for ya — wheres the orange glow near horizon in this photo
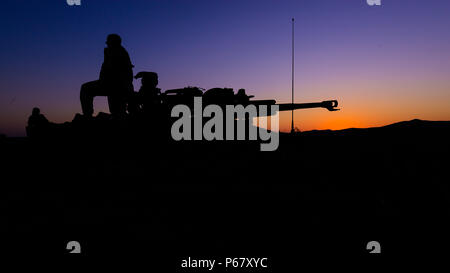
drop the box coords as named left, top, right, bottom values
left=272, top=78, right=450, bottom=132
left=2, top=77, right=450, bottom=137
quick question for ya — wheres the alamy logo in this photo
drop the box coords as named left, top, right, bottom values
left=66, top=241, right=81, bottom=253
left=366, top=241, right=381, bottom=253
left=367, top=0, right=381, bottom=6
left=170, top=97, right=280, bottom=151
left=66, top=0, right=81, bottom=6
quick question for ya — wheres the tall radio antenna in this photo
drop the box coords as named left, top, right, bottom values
left=290, top=18, right=295, bottom=134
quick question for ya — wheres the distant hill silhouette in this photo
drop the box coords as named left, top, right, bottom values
left=295, top=119, right=450, bottom=136
left=20, top=108, right=450, bottom=141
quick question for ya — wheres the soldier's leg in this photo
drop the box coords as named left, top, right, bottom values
left=80, top=80, right=107, bottom=116
left=108, top=94, right=127, bottom=118
left=126, top=91, right=139, bottom=115
left=107, top=83, right=133, bottom=118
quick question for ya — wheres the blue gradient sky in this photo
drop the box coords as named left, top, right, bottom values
left=1, top=0, right=450, bottom=136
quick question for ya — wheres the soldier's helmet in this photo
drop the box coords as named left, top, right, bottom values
left=106, top=34, right=122, bottom=47
left=135, top=71, right=158, bottom=87
left=32, top=107, right=41, bottom=116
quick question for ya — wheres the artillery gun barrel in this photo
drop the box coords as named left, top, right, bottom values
left=278, top=100, right=339, bottom=112
left=245, top=99, right=339, bottom=117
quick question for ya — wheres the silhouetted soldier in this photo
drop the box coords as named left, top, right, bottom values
left=26, top=107, right=49, bottom=137
left=128, top=72, right=161, bottom=114
left=235, top=88, right=254, bottom=103
left=28, top=107, right=49, bottom=126
left=80, top=34, right=134, bottom=118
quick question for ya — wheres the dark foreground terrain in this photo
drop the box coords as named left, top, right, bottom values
left=1, top=119, right=449, bottom=268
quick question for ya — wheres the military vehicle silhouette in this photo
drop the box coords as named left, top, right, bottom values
left=130, top=71, right=339, bottom=117
left=26, top=71, right=339, bottom=139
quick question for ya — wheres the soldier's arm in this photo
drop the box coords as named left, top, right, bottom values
left=99, top=48, right=108, bottom=81
left=123, top=50, right=134, bottom=81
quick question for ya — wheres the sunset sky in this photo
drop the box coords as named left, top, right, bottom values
left=1, top=0, right=450, bottom=136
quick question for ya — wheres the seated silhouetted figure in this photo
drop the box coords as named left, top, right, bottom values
left=80, top=34, right=134, bottom=118
left=235, top=88, right=254, bottom=103
left=128, top=71, right=161, bottom=114
left=26, top=107, right=49, bottom=137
